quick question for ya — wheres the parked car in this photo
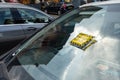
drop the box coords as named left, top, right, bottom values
left=0, top=3, right=54, bottom=45
left=0, top=1, right=120, bottom=80
left=44, top=2, right=74, bottom=15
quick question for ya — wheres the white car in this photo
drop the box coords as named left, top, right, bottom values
left=0, top=1, right=120, bottom=80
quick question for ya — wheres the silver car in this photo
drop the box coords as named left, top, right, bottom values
left=0, top=3, right=54, bottom=43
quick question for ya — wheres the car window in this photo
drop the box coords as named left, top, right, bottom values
left=8, top=5, right=120, bottom=80
left=8, top=8, right=94, bottom=80
left=17, top=8, right=50, bottom=24
left=0, top=8, right=13, bottom=25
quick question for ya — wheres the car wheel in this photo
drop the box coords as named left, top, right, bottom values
left=58, top=11, right=61, bottom=15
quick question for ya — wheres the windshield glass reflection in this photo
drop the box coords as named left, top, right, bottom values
left=8, top=5, right=120, bottom=80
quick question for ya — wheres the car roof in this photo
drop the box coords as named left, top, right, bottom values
left=80, top=0, right=120, bottom=8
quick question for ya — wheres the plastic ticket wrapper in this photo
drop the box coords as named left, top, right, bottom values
left=70, top=33, right=97, bottom=50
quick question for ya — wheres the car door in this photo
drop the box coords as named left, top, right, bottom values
left=0, top=8, right=25, bottom=43
left=16, top=8, right=51, bottom=38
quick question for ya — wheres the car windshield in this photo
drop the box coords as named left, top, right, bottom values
left=8, top=4, right=120, bottom=80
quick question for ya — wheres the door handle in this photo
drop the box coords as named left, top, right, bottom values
left=27, top=27, right=37, bottom=31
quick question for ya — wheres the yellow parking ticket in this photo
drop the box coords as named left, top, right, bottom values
left=70, top=33, right=96, bottom=50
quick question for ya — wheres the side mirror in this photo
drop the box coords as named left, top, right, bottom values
left=0, top=62, right=10, bottom=80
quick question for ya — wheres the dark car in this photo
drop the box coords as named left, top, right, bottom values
left=0, top=1, right=120, bottom=80
left=44, top=2, right=74, bottom=15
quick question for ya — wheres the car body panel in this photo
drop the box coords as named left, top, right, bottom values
left=0, top=24, right=25, bottom=42
left=21, top=23, right=47, bottom=37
